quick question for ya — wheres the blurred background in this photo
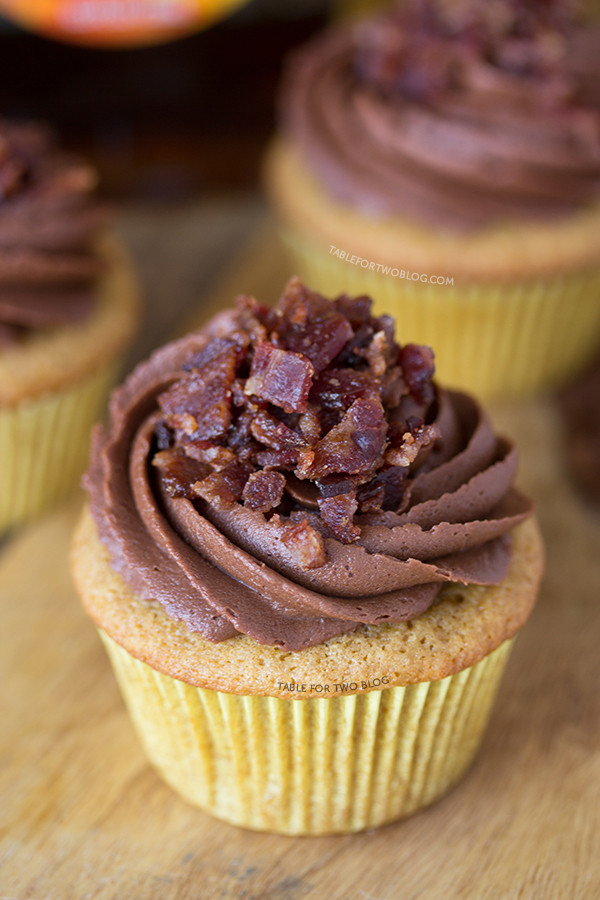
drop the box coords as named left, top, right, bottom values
left=0, top=0, right=337, bottom=352
left=0, top=0, right=333, bottom=201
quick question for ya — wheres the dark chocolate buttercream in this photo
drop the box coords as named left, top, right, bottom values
left=84, top=298, right=532, bottom=650
left=280, top=1, right=600, bottom=230
left=0, top=119, right=108, bottom=345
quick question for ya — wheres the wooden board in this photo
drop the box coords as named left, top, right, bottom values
left=2, top=212, right=600, bottom=900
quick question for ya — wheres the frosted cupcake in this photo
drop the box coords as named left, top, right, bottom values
left=0, top=118, right=139, bottom=533
left=71, top=278, right=543, bottom=835
left=265, top=0, right=600, bottom=398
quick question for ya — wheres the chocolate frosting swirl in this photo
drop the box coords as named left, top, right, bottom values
left=84, top=301, right=532, bottom=651
left=0, top=119, right=108, bottom=347
left=280, top=1, right=600, bottom=231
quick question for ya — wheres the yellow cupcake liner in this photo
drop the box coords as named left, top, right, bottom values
left=0, top=361, right=117, bottom=534
left=282, top=228, right=600, bottom=400
left=100, top=630, right=513, bottom=835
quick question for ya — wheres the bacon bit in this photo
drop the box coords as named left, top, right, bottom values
left=311, top=368, right=379, bottom=412
left=317, top=475, right=357, bottom=498
left=165, top=412, right=198, bottom=438
left=334, top=293, right=373, bottom=327
left=357, top=479, right=386, bottom=513
left=318, top=491, right=360, bottom=544
left=385, top=423, right=439, bottom=468
left=280, top=519, right=327, bottom=569
left=250, top=410, right=307, bottom=451
left=233, top=295, right=269, bottom=344
left=298, top=397, right=387, bottom=479
left=275, top=276, right=329, bottom=328
left=152, top=448, right=211, bottom=499
left=360, top=330, right=388, bottom=377
left=379, top=466, right=410, bottom=511
left=242, top=470, right=286, bottom=512
left=298, top=405, right=321, bottom=445
left=284, top=314, right=353, bottom=372
left=255, top=448, right=303, bottom=468
left=158, top=343, right=238, bottom=441
left=193, top=460, right=251, bottom=507
left=227, top=408, right=260, bottom=462
left=231, top=379, right=247, bottom=407
left=399, top=344, right=435, bottom=406
left=245, top=342, right=314, bottom=414
left=183, top=440, right=235, bottom=471
left=183, top=335, right=249, bottom=373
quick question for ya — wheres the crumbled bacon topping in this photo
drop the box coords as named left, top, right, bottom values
left=242, top=470, right=286, bottom=512
left=245, top=342, right=314, bottom=413
left=151, top=278, right=439, bottom=562
left=279, top=519, right=327, bottom=569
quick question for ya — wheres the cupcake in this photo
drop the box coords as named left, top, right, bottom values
left=0, top=119, right=139, bottom=533
left=72, top=278, right=543, bottom=835
left=265, top=0, right=600, bottom=399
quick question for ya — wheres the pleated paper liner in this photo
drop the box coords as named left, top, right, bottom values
left=0, top=361, right=117, bottom=533
left=282, top=227, right=600, bottom=401
left=100, top=630, right=513, bottom=836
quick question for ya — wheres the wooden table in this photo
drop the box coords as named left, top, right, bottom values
left=2, top=207, right=600, bottom=899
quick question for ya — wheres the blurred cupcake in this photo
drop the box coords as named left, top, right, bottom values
left=265, top=0, right=600, bottom=398
left=0, top=119, right=139, bottom=533
left=71, top=279, right=543, bottom=835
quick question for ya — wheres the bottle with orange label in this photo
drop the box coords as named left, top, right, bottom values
left=0, top=0, right=250, bottom=47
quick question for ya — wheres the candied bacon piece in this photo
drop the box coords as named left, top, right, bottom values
left=255, top=448, right=302, bottom=468
left=318, top=491, right=360, bottom=544
left=250, top=410, right=307, bottom=451
left=298, top=405, right=321, bottom=445
left=385, top=422, right=439, bottom=468
left=310, top=368, right=379, bottom=411
left=256, top=445, right=318, bottom=471
left=334, top=322, right=375, bottom=368
left=231, top=379, right=247, bottom=408
left=233, top=294, right=269, bottom=344
left=279, top=519, right=327, bottom=569
left=356, top=478, right=386, bottom=513
left=193, top=460, right=251, bottom=507
left=317, top=475, right=357, bottom=498
left=164, top=412, right=198, bottom=438
left=360, top=330, right=388, bottom=377
left=284, top=314, right=353, bottom=372
left=183, top=334, right=248, bottom=373
left=244, top=341, right=314, bottom=414
left=373, top=314, right=396, bottom=348
left=298, top=396, right=387, bottom=479
left=334, top=293, right=373, bottom=328
left=377, top=465, right=409, bottom=511
left=242, top=470, right=286, bottom=512
left=183, top=440, right=235, bottom=471
left=227, top=408, right=257, bottom=455
left=153, top=447, right=211, bottom=499
left=399, top=344, right=435, bottom=406
left=275, top=276, right=332, bottom=327
left=158, top=342, right=238, bottom=441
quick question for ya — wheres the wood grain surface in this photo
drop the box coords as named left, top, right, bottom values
left=1, top=210, right=600, bottom=900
